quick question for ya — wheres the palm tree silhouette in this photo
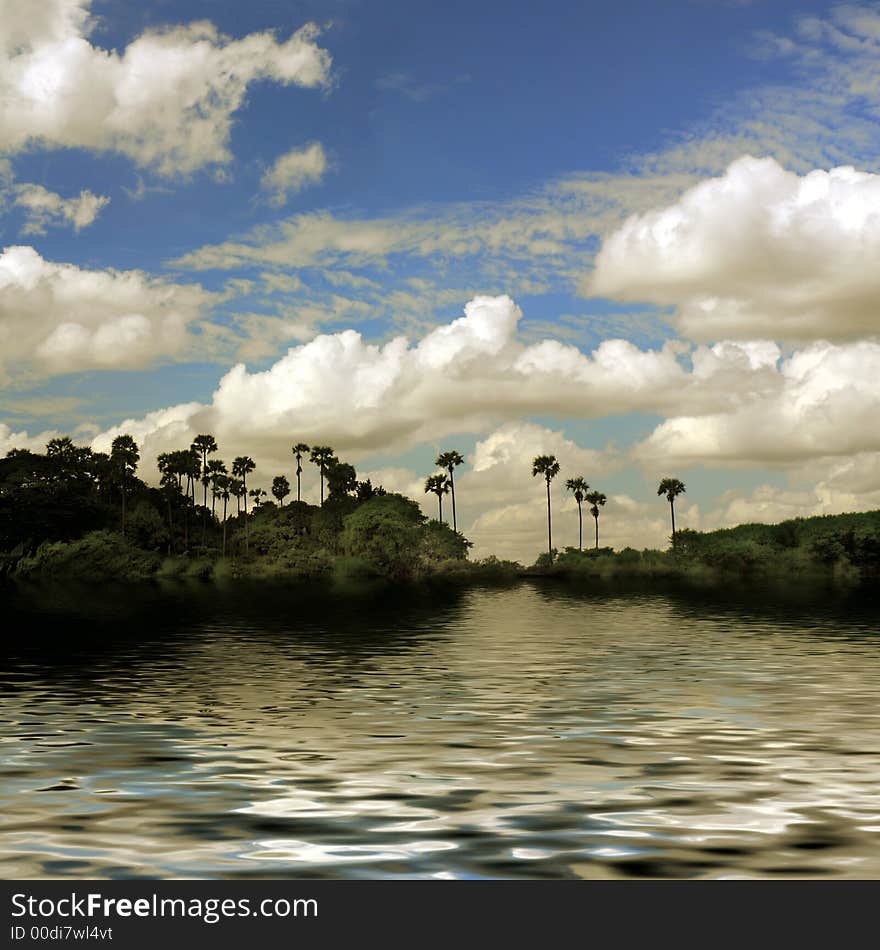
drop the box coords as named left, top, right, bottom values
left=229, top=477, right=245, bottom=516
left=585, top=489, right=607, bottom=550
left=532, top=455, right=560, bottom=557
left=232, top=456, right=256, bottom=552
left=657, top=477, right=686, bottom=547
left=191, top=434, right=218, bottom=511
left=565, top=475, right=589, bottom=551
left=291, top=442, right=310, bottom=502
left=110, top=434, right=139, bottom=539
left=435, top=450, right=464, bottom=532
left=215, top=474, right=231, bottom=556
left=309, top=446, right=335, bottom=506
left=424, top=473, right=450, bottom=522
left=206, top=459, right=227, bottom=517
left=272, top=475, right=291, bottom=507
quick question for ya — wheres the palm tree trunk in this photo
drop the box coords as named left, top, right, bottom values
left=166, top=496, right=174, bottom=555
left=449, top=468, right=457, bottom=532
left=121, top=479, right=126, bottom=538
left=212, top=491, right=217, bottom=517
left=438, top=495, right=443, bottom=522
left=546, top=478, right=552, bottom=556
left=670, top=500, right=676, bottom=548
left=320, top=468, right=324, bottom=506
left=594, top=515, right=599, bottom=550
left=222, top=497, right=228, bottom=556
left=243, top=475, right=249, bottom=554
left=296, top=465, right=301, bottom=502
left=578, top=501, right=582, bottom=551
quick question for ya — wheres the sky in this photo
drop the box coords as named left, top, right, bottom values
left=2, top=0, right=880, bottom=561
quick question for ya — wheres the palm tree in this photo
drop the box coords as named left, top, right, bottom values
left=249, top=487, right=267, bottom=508
left=565, top=476, right=589, bottom=551
left=206, top=459, right=227, bottom=517
left=272, top=475, right=291, bottom=507
left=435, top=450, right=464, bottom=532
left=191, top=434, right=218, bottom=510
left=585, top=489, right=607, bottom=550
left=232, top=456, right=256, bottom=553
left=215, top=474, right=231, bottom=556
left=156, top=452, right=179, bottom=552
left=309, top=446, right=335, bottom=506
left=424, top=473, right=450, bottom=522
left=110, top=434, right=139, bottom=539
left=229, top=477, right=245, bottom=515
left=291, top=442, right=310, bottom=502
left=532, top=455, right=560, bottom=557
left=657, top=477, right=686, bottom=547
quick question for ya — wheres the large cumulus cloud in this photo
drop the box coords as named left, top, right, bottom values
left=591, top=156, right=880, bottom=342
left=0, top=0, right=331, bottom=175
left=0, top=245, right=215, bottom=380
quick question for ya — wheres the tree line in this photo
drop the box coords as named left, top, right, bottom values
left=2, top=432, right=687, bottom=562
left=531, top=454, right=686, bottom=556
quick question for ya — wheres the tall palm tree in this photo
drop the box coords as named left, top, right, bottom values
left=657, top=477, right=686, bottom=547
left=435, top=450, right=464, bottom=532
left=585, top=489, right=607, bottom=550
left=272, top=475, right=291, bottom=507
left=156, top=452, right=179, bottom=552
left=291, top=442, right=310, bottom=502
left=424, top=473, right=450, bottom=522
left=191, top=434, right=218, bottom=511
left=309, top=446, right=335, bottom=506
left=532, top=455, right=560, bottom=557
left=110, top=434, right=139, bottom=539
left=215, top=474, right=231, bottom=556
left=229, top=477, right=245, bottom=515
left=206, top=459, right=227, bottom=517
left=565, top=476, right=589, bottom=551
left=232, top=456, right=256, bottom=553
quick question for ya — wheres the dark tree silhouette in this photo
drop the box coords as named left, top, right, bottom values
left=424, top=473, right=450, bottom=522
left=585, top=489, right=607, bottom=550
left=216, top=474, right=231, bottom=555
left=435, top=450, right=464, bottom=532
left=110, top=435, right=139, bottom=539
left=565, top=475, right=589, bottom=551
left=272, top=475, right=291, bottom=507
left=309, top=446, right=335, bottom=506
left=532, top=455, right=560, bottom=557
left=291, top=442, right=310, bottom=502
left=657, top=477, right=686, bottom=547
left=232, top=456, right=256, bottom=552
left=206, top=459, right=227, bottom=517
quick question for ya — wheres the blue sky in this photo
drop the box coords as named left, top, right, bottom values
left=2, top=0, right=880, bottom=559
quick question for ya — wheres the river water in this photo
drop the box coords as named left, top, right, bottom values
left=2, top=579, right=879, bottom=879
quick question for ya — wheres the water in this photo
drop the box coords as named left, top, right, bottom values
left=2, top=578, right=879, bottom=879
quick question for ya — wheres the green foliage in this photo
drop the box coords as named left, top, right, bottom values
left=13, top=531, right=160, bottom=581
left=126, top=501, right=170, bottom=551
left=422, top=520, right=472, bottom=563
left=340, top=493, right=426, bottom=577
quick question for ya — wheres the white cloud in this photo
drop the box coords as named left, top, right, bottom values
left=634, top=340, right=880, bottom=466
left=0, top=0, right=331, bottom=175
left=591, top=155, right=880, bottom=342
left=0, top=245, right=215, bottom=380
left=82, top=295, right=810, bottom=499
left=87, top=295, right=703, bottom=472
left=14, top=182, right=109, bottom=234
left=261, top=143, right=328, bottom=205
left=0, top=421, right=60, bottom=455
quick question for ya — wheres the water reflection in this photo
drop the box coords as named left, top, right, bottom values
left=2, top=579, right=879, bottom=878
